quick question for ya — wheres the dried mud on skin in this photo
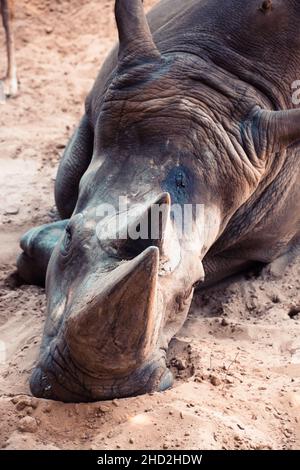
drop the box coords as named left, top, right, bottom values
left=0, top=0, right=299, bottom=451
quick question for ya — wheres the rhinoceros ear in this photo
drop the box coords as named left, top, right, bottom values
left=115, top=0, right=160, bottom=63
left=249, top=107, right=300, bottom=157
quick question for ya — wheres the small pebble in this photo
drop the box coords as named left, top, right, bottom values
left=210, top=376, right=221, bottom=387
left=18, top=416, right=38, bottom=433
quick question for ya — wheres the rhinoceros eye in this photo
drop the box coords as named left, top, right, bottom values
left=175, top=171, right=186, bottom=188
left=61, top=226, right=72, bottom=256
left=162, top=165, right=194, bottom=205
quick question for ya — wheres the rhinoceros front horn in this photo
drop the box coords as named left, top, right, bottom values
left=115, top=0, right=160, bottom=63
left=65, top=246, right=162, bottom=375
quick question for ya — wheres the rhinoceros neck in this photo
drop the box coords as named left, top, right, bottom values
left=210, top=149, right=299, bottom=258
left=149, top=0, right=300, bottom=110
left=158, top=40, right=292, bottom=111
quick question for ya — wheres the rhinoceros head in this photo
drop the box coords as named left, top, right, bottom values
left=30, top=0, right=300, bottom=402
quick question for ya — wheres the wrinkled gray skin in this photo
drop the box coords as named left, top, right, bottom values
left=18, top=0, right=300, bottom=402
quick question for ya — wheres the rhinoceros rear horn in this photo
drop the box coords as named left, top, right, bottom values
left=121, top=192, right=172, bottom=258
left=115, top=0, right=160, bottom=63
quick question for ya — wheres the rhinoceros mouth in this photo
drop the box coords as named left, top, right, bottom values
left=29, top=345, right=173, bottom=403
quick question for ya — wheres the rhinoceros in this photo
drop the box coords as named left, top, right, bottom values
left=17, top=0, right=300, bottom=402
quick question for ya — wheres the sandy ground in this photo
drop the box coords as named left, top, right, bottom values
left=0, top=0, right=299, bottom=451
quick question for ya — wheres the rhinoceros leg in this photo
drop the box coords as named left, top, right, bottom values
left=203, top=233, right=300, bottom=287
left=17, top=220, right=68, bottom=287
left=202, top=255, right=256, bottom=288
left=55, top=114, right=94, bottom=219
left=261, top=235, right=300, bottom=279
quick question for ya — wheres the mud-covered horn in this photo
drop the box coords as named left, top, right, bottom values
left=65, top=247, right=161, bottom=373
left=115, top=0, right=160, bottom=63
left=251, top=107, right=300, bottom=155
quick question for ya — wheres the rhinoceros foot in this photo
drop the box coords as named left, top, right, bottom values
left=17, top=220, right=68, bottom=286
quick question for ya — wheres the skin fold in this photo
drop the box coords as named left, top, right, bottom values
left=17, top=0, right=300, bottom=402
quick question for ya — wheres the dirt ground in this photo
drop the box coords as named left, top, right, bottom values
left=0, top=0, right=299, bottom=451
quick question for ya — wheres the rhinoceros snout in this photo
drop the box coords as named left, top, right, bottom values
left=29, top=246, right=175, bottom=402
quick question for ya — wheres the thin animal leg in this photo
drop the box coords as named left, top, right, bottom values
left=1, top=0, right=18, bottom=100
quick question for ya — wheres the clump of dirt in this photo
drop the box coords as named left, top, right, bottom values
left=167, top=339, right=198, bottom=381
left=0, top=0, right=299, bottom=451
